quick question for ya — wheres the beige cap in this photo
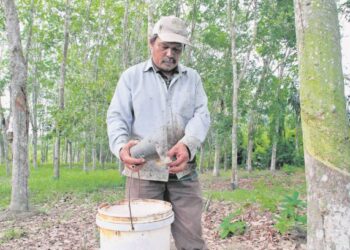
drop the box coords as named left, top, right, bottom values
left=152, top=16, right=191, bottom=45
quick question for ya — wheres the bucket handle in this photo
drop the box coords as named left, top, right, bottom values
left=98, top=202, right=110, bottom=210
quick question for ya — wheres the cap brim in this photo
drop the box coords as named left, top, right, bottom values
left=158, top=33, right=191, bottom=46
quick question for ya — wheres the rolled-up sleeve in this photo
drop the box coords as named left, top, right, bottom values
left=106, top=73, right=133, bottom=158
left=180, top=75, right=211, bottom=160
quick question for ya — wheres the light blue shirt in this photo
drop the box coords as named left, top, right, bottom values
left=107, top=59, right=210, bottom=181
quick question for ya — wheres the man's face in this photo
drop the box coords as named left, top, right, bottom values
left=150, top=38, right=183, bottom=72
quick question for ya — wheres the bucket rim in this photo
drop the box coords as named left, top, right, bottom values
left=97, top=199, right=174, bottom=224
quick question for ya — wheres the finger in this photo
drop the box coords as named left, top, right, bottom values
left=168, top=154, right=186, bottom=167
left=167, top=147, right=176, bottom=158
left=124, top=140, right=139, bottom=150
left=123, top=155, right=145, bottom=165
left=169, top=162, right=187, bottom=174
left=126, top=163, right=144, bottom=172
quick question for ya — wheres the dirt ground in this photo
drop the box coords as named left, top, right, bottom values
left=0, top=179, right=306, bottom=250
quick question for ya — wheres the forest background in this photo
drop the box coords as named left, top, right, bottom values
left=0, top=0, right=350, bottom=249
left=0, top=0, right=349, bottom=177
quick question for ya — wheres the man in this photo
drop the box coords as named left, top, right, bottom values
left=107, top=16, right=210, bottom=250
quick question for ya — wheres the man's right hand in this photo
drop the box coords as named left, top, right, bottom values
left=119, top=140, right=146, bottom=172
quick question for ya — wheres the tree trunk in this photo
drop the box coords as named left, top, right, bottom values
left=24, top=0, right=35, bottom=64
left=99, top=142, right=103, bottom=165
left=77, top=147, right=80, bottom=163
left=245, top=59, right=269, bottom=172
left=213, top=135, right=220, bottom=177
left=53, top=0, right=70, bottom=179
left=44, top=140, right=48, bottom=163
left=246, top=111, right=255, bottom=172
left=185, top=0, right=197, bottom=65
left=223, top=150, right=228, bottom=171
left=3, top=0, right=30, bottom=212
left=66, top=140, right=71, bottom=168
left=92, top=147, right=96, bottom=170
left=294, top=0, right=350, bottom=248
left=228, top=0, right=257, bottom=189
left=270, top=118, right=279, bottom=172
left=41, top=139, right=46, bottom=164
left=228, top=0, right=239, bottom=189
left=31, top=59, right=38, bottom=169
left=63, top=138, right=67, bottom=164
left=147, top=0, right=154, bottom=38
left=198, top=144, right=204, bottom=174
left=109, top=151, right=113, bottom=163
left=83, top=145, right=88, bottom=172
left=0, top=99, right=10, bottom=176
left=32, top=124, right=37, bottom=169
left=53, top=137, right=59, bottom=177
left=206, top=146, right=212, bottom=172
left=0, top=135, right=3, bottom=164
left=122, top=0, right=129, bottom=70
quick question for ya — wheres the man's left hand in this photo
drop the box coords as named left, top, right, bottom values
left=167, top=142, right=189, bottom=174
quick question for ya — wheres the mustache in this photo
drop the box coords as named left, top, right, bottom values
left=162, top=57, right=176, bottom=64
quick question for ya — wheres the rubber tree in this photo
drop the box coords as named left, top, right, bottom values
left=2, top=0, right=30, bottom=212
left=54, top=0, right=70, bottom=179
left=227, top=0, right=257, bottom=189
left=294, top=0, right=350, bottom=249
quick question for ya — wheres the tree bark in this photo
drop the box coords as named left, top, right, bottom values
left=198, top=144, right=204, bottom=174
left=213, top=135, right=220, bottom=177
left=92, top=147, right=96, bottom=170
left=270, top=118, right=279, bottom=172
left=223, top=150, right=228, bottom=171
left=83, top=144, right=88, bottom=172
left=76, top=147, right=80, bottom=163
left=67, top=140, right=72, bottom=168
left=0, top=99, right=10, bottom=176
left=122, top=0, right=129, bottom=70
left=294, top=0, right=350, bottom=248
left=185, top=0, right=197, bottom=65
left=3, top=0, right=30, bottom=211
left=245, top=59, right=269, bottom=172
left=147, top=0, right=154, bottom=39
left=31, top=55, right=38, bottom=169
left=269, top=53, right=288, bottom=172
left=246, top=111, right=255, bottom=172
left=0, top=135, right=3, bottom=164
left=228, top=0, right=257, bottom=189
left=54, top=0, right=70, bottom=179
left=228, top=0, right=239, bottom=189
left=99, top=143, right=102, bottom=165
left=24, top=0, right=35, bottom=65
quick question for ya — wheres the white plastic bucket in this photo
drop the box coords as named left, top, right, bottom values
left=96, top=199, right=174, bottom=250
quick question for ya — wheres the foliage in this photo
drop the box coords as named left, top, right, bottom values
left=281, top=164, right=299, bottom=175
left=1, top=0, right=304, bottom=206
left=219, top=209, right=246, bottom=239
left=274, top=191, right=306, bottom=234
left=339, top=0, right=350, bottom=21
left=204, top=169, right=306, bottom=213
left=0, top=0, right=302, bottom=178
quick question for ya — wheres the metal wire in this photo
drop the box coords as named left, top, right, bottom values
left=127, top=169, right=141, bottom=231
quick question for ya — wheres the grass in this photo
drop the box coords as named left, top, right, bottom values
left=0, top=228, right=27, bottom=244
left=0, top=163, right=125, bottom=210
left=1, top=162, right=306, bottom=216
left=202, top=166, right=306, bottom=212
